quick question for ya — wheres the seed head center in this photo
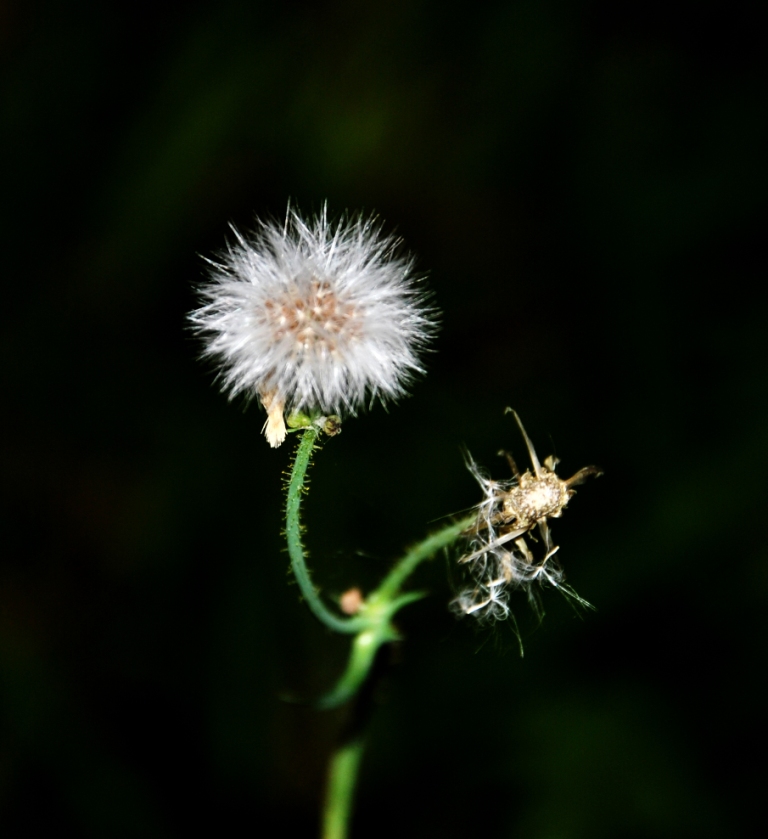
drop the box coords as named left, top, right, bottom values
left=264, top=279, right=359, bottom=353
left=503, top=472, right=569, bottom=527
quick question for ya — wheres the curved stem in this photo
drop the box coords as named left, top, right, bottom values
left=286, top=423, right=475, bottom=640
left=285, top=426, right=368, bottom=634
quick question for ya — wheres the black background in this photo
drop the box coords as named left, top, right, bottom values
left=2, top=1, right=767, bottom=836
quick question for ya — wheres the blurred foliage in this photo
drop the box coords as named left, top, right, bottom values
left=1, top=0, right=766, bottom=836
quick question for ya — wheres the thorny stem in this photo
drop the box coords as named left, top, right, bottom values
left=285, top=425, right=367, bottom=634
left=286, top=425, right=474, bottom=637
left=287, top=423, right=477, bottom=712
left=321, top=734, right=366, bottom=839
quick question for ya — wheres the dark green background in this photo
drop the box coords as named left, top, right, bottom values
left=2, top=1, right=766, bottom=836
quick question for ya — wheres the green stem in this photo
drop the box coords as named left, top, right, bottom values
left=322, top=735, right=366, bottom=839
left=285, top=425, right=367, bottom=634
left=374, top=514, right=475, bottom=601
left=317, top=520, right=475, bottom=710
left=286, top=421, right=474, bottom=646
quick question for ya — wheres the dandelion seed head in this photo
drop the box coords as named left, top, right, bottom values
left=452, top=412, right=599, bottom=628
left=189, top=205, right=436, bottom=445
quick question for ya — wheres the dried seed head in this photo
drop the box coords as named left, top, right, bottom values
left=452, top=411, right=600, bottom=626
left=189, top=205, right=436, bottom=445
left=500, top=470, right=572, bottom=531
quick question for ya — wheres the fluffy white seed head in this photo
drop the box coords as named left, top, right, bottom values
left=189, top=205, right=436, bottom=445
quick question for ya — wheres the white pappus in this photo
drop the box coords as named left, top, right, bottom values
left=190, top=205, right=436, bottom=446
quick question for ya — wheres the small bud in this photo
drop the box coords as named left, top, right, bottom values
left=321, top=415, right=342, bottom=437
left=339, top=587, right=364, bottom=615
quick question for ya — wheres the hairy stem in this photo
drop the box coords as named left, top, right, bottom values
left=374, top=514, right=475, bottom=601
left=287, top=424, right=474, bottom=633
left=285, top=425, right=367, bottom=634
